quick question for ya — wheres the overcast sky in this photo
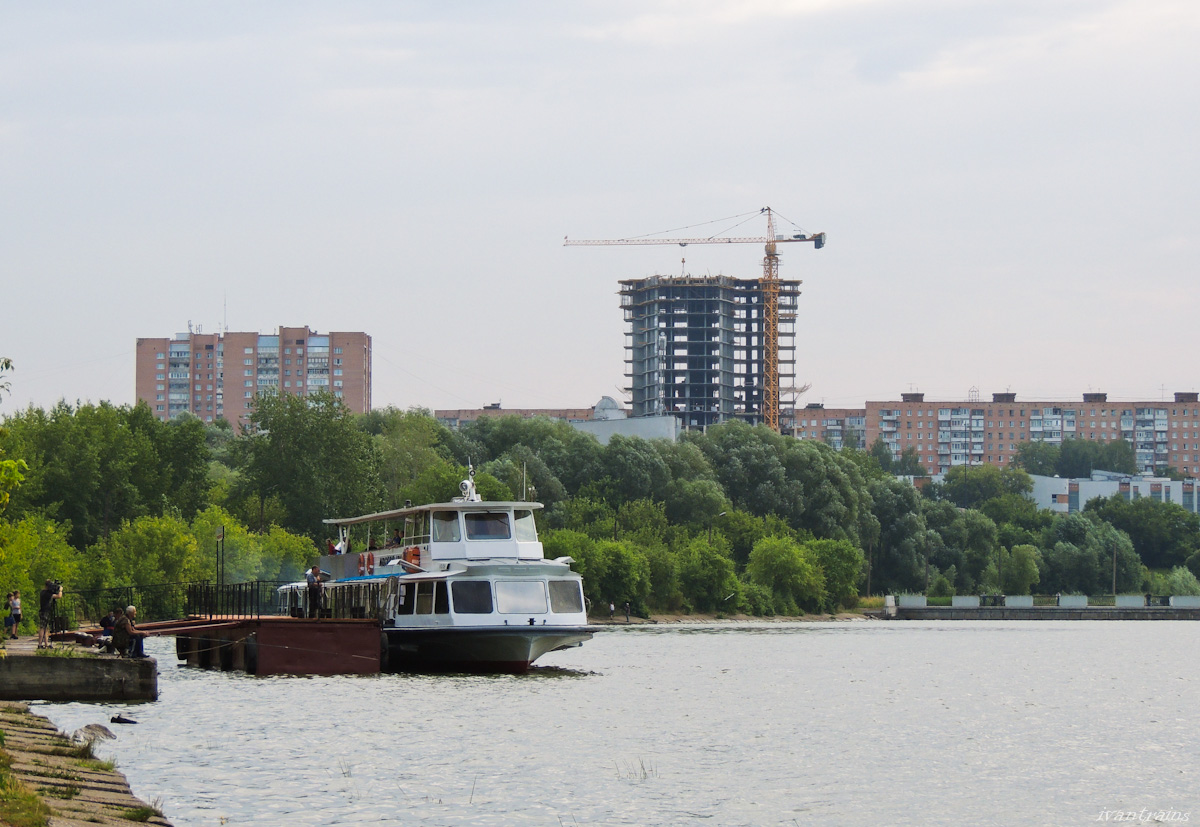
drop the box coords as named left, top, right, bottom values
left=2, top=1, right=1197, bottom=416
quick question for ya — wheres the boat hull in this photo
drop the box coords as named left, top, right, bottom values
left=381, top=626, right=594, bottom=673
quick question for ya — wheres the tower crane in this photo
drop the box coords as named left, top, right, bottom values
left=564, top=207, right=825, bottom=433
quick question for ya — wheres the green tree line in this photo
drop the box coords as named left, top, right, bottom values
left=4, top=391, right=1200, bottom=624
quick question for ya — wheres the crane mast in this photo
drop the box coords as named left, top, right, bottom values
left=565, top=207, right=824, bottom=432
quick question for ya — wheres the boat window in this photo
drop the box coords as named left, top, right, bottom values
left=432, top=512, right=461, bottom=542
left=495, top=580, right=547, bottom=614
left=415, top=581, right=450, bottom=614
left=513, top=510, right=538, bottom=542
left=465, top=512, right=511, bottom=541
left=549, top=580, right=584, bottom=613
left=451, top=581, right=493, bottom=614
left=396, top=583, right=414, bottom=614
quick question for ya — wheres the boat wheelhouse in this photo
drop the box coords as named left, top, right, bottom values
left=279, top=472, right=594, bottom=672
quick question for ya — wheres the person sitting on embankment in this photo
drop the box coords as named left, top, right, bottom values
left=112, top=606, right=150, bottom=658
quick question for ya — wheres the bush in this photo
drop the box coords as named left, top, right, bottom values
left=928, top=571, right=955, bottom=598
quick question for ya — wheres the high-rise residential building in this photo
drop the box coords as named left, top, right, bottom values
left=791, top=390, right=1200, bottom=477
left=135, top=325, right=371, bottom=430
left=620, top=274, right=801, bottom=429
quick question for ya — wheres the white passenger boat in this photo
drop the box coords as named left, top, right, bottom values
left=278, top=470, right=595, bottom=673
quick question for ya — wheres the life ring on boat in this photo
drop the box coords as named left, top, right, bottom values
left=366, top=552, right=375, bottom=575
left=357, top=554, right=366, bottom=576
left=403, top=546, right=420, bottom=568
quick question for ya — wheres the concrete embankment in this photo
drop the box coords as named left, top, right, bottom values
left=0, top=634, right=157, bottom=702
left=895, top=606, right=1200, bottom=620
left=0, top=701, right=171, bottom=826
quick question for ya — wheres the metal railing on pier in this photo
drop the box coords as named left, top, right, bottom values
left=186, top=581, right=291, bottom=620
left=56, top=580, right=294, bottom=629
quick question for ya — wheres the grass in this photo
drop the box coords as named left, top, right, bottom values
left=33, top=646, right=90, bottom=659
left=75, top=757, right=116, bottom=772
left=0, top=752, right=54, bottom=827
left=120, top=802, right=164, bottom=822
left=47, top=741, right=99, bottom=761
left=23, top=767, right=81, bottom=782
left=856, top=596, right=886, bottom=609
left=39, top=784, right=80, bottom=799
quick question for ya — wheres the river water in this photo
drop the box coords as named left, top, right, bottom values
left=36, top=621, right=1200, bottom=826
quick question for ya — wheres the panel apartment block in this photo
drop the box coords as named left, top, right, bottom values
left=620, top=274, right=801, bottom=429
left=855, top=391, right=1200, bottom=476
left=136, top=326, right=371, bottom=431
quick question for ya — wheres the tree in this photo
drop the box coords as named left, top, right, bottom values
left=2, top=400, right=211, bottom=547
left=369, top=407, right=456, bottom=507
left=693, top=422, right=802, bottom=523
left=1012, top=441, right=1058, bottom=476
left=893, top=446, right=927, bottom=476
left=677, top=536, right=739, bottom=613
left=0, top=515, right=79, bottom=632
left=940, top=465, right=1032, bottom=510
left=1083, top=494, right=1200, bottom=569
left=868, top=477, right=926, bottom=593
left=746, top=536, right=825, bottom=614
left=1003, top=544, right=1042, bottom=595
left=0, top=356, right=12, bottom=401
left=805, top=538, right=864, bottom=610
left=868, top=437, right=893, bottom=472
left=596, top=435, right=671, bottom=505
left=238, top=391, right=385, bottom=540
left=1039, top=514, right=1140, bottom=594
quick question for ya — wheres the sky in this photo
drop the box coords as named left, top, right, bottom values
left=2, top=0, right=1198, bottom=416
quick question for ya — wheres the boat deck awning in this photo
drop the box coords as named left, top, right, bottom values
left=324, top=501, right=543, bottom=526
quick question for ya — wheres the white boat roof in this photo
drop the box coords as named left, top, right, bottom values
left=323, top=501, right=544, bottom=527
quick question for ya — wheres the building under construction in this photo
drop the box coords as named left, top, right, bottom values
left=620, top=274, right=801, bottom=430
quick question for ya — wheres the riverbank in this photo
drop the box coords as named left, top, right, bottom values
left=0, top=701, right=171, bottom=826
left=590, top=610, right=874, bottom=624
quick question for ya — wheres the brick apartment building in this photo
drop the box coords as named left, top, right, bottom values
left=135, top=325, right=371, bottom=430
left=795, top=391, right=1200, bottom=476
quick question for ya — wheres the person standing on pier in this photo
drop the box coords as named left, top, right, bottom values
left=37, top=580, right=61, bottom=649
left=9, top=590, right=21, bottom=638
left=307, top=565, right=324, bottom=619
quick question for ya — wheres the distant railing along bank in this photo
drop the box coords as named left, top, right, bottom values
left=890, top=594, right=1200, bottom=609
left=881, top=592, right=1200, bottom=620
